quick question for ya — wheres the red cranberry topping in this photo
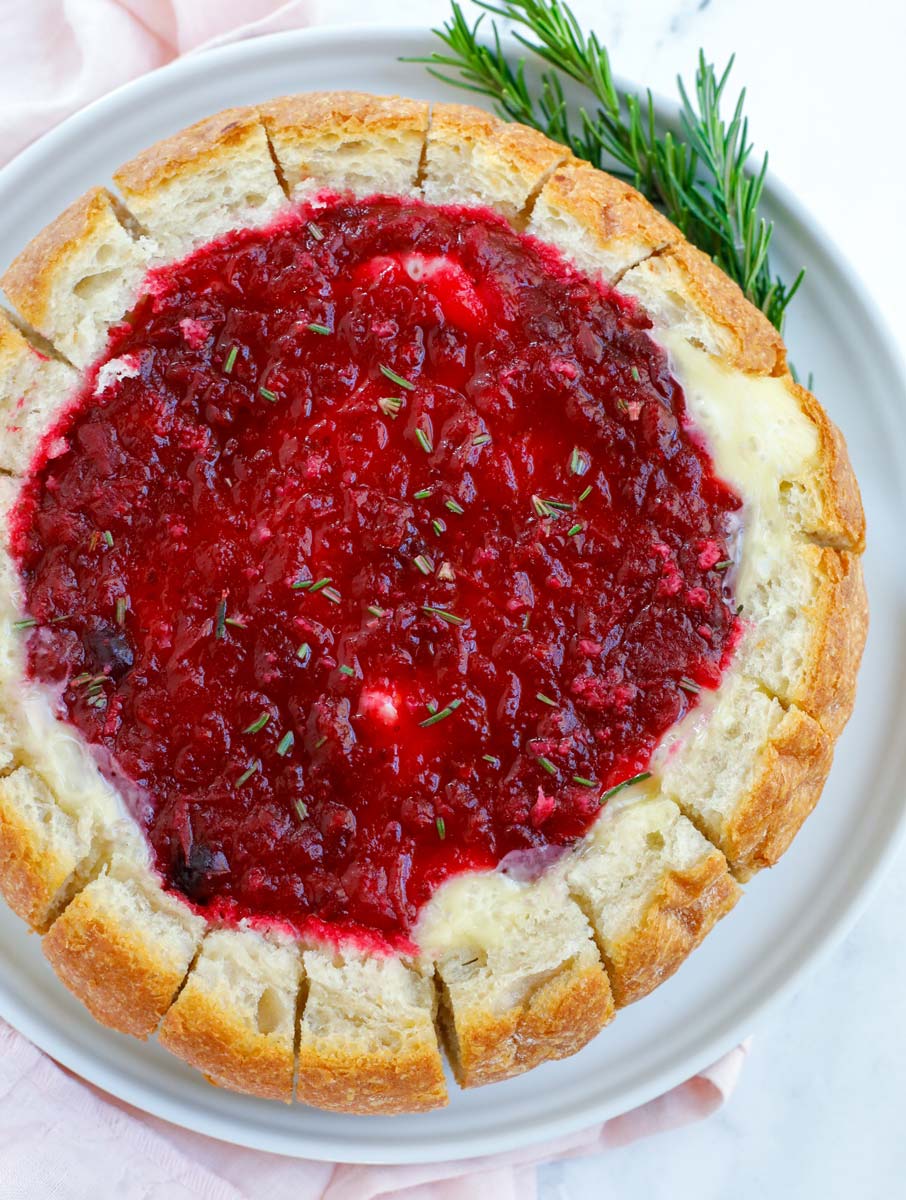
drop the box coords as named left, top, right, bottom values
left=12, top=195, right=741, bottom=949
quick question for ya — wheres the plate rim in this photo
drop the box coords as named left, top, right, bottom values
left=0, top=22, right=904, bottom=1165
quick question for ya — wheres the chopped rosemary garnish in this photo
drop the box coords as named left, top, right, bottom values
left=545, top=499, right=573, bottom=511
left=236, top=759, right=261, bottom=788
left=567, top=523, right=582, bottom=537
left=243, top=712, right=270, bottom=734
left=415, top=427, right=433, bottom=454
left=294, top=797, right=309, bottom=821
left=482, top=754, right=500, bottom=766
left=578, top=485, right=593, bottom=503
left=276, top=731, right=294, bottom=756
left=115, top=596, right=128, bottom=626
left=432, top=518, right=446, bottom=536
left=314, top=735, right=328, bottom=749
left=103, top=530, right=114, bottom=548
left=427, top=700, right=439, bottom=714
left=538, top=756, right=558, bottom=775
left=436, top=816, right=447, bottom=839
left=223, top=344, right=238, bottom=374
left=367, top=604, right=385, bottom=618
left=296, top=577, right=331, bottom=594
left=714, top=559, right=732, bottom=570
left=296, top=642, right=311, bottom=662
left=419, top=698, right=463, bottom=727
left=679, top=676, right=701, bottom=694
left=307, top=221, right=324, bottom=241
left=631, top=365, right=641, bottom=382
left=413, top=553, right=434, bottom=576
left=378, top=396, right=404, bottom=417
left=224, top=617, right=246, bottom=629
left=380, top=364, right=416, bottom=391
left=444, top=498, right=464, bottom=515
left=599, top=771, right=652, bottom=804
left=414, top=488, right=433, bottom=500
left=258, top=386, right=278, bottom=403
left=532, top=494, right=551, bottom=518
left=88, top=530, right=99, bottom=552
left=472, top=432, right=491, bottom=446
left=536, top=692, right=557, bottom=707
left=12, top=617, right=37, bottom=630
left=214, top=598, right=227, bottom=639
left=339, top=664, right=355, bottom=677
left=322, top=586, right=342, bottom=604
left=572, top=775, right=598, bottom=788
left=570, top=447, right=589, bottom=476
left=307, top=322, right=331, bottom=335
left=422, top=605, right=465, bottom=626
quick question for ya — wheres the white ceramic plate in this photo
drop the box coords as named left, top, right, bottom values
left=0, top=25, right=904, bottom=1166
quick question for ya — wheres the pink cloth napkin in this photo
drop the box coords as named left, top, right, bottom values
left=0, top=3, right=750, bottom=1196
left=0, top=1020, right=748, bottom=1199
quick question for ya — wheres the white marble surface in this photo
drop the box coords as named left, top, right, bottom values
left=315, top=1, right=906, bottom=1196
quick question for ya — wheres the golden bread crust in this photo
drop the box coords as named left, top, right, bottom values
left=424, top=102, right=573, bottom=217
left=295, top=1041, right=447, bottom=1114
left=113, top=107, right=263, bottom=199
left=791, top=381, right=867, bottom=551
left=795, top=550, right=868, bottom=738
left=533, top=160, right=679, bottom=266
left=727, top=704, right=835, bottom=878
left=1, top=188, right=116, bottom=344
left=441, top=959, right=614, bottom=1088
left=159, top=979, right=296, bottom=1103
left=41, top=879, right=199, bottom=1039
left=0, top=767, right=89, bottom=931
left=261, top=90, right=429, bottom=145
left=0, top=789, right=74, bottom=929
left=646, top=240, right=787, bottom=375
left=604, top=850, right=741, bottom=1006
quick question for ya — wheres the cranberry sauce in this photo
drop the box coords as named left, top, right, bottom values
left=13, top=196, right=741, bottom=948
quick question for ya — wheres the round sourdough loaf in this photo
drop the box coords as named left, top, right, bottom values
left=0, top=93, right=866, bottom=1113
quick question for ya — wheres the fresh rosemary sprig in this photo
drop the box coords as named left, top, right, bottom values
left=408, top=0, right=803, bottom=330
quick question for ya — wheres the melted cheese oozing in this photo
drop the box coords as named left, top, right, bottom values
left=662, top=331, right=819, bottom=602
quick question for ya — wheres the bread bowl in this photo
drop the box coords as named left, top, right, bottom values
left=0, top=92, right=866, bottom=1114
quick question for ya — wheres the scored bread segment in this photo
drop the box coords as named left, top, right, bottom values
left=416, top=870, right=613, bottom=1088
left=656, top=672, right=834, bottom=879
left=113, top=107, right=285, bottom=262
left=295, top=948, right=447, bottom=1113
left=1, top=188, right=151, bottom=369
left=566, top=793, right=740, bottom=1005
left=42, top=859, right=204, bottom=1038
left=0, top=311, right=77, bottom=474
left=260, top=92, right=430, bottom=201
left=421, top=103, right=573, bottom=222
left=0, top=765, right=97, bottom=930
left=159, top=925, right=301, bottom=1102
left=617, top=240, right=786, bottom=376
left=527, top=161, right=680, bottom=284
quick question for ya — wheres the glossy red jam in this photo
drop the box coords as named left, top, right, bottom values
left=13, top=195, right=741, bottom=949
